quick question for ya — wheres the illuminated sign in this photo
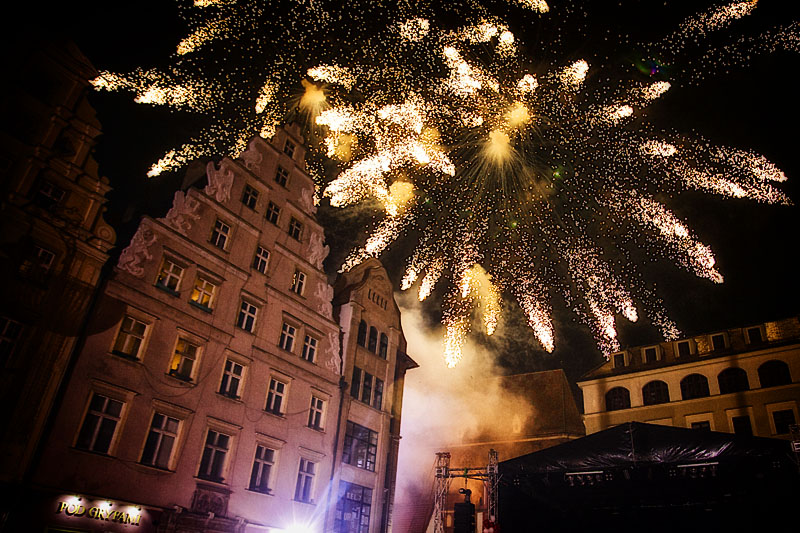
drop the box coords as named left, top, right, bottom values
left=56, top=497, right=142, bottom=526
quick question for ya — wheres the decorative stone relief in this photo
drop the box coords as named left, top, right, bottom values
left=300, top=187, right=317, bottom=214
left=161, top=190, right=200, bottom=235
left=315, top=280, right=334, bottom=319
left=325, top=331, right=340, bottom=374
left=204, top=160, right=234, bottom=203
left=191, top=483, right=230, bottom=517
left=239, top=139, right=264, bottom=171
left=117, top=223, right=157, bottom=278
left=308, top=231, right=330, bottom=270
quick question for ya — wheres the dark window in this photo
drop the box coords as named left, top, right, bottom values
left=718, top=367, right=750, bottom=394
left=76, top=393, right=123, bottom=454
left=237, top=301, right=258, bottom=332
left=284, top=140, right=296, bottom=158
left=613, top=353, right=626, bottom=368
left=275, top=166, right=289, bottom=187
left=379, top=333, right=388, bottom=359
left=266, top=378, right=286, bottom=415
left=373, top=378, right=383, bottom=410
left=288, top=217, right=303, bottom=240
left=33, top=180, right=65, bottom=209
left=772, top=409, right=796, bottom=435
left=676, top=340, right=692, bottom=358
left=746, top=327, right=763, bottom=344
left=642, top=380, right=670, bottom=405
left=219, top=359, right=244, bottom=399
left=242, top=185, right=259, bottom=209
left=308, top=396, right=325, bottom=430
left=758, top=360, right=792, bottom=388
left=342, top=421, right=378, bottom=471
left=295, top=458, right=315, bottom=502
left=211, top=220, right=230, bottom=250
left=680, top=374, right=710, bottom=400
left=0, top=316, right=23, bottom=367
left=351, top=367, right=362, bottom=399
left=711, top=334, right=726, bottom=351
left=249, top=445, right=275, bottom=493
left=112, top=315, right=147, bottom=359
left=141, top=412, right=179, bottom=469
left=605, top=387, right=630, bottom=411
left=266, top=201, right=281, bottom=224
left=691, top=421, right=711, bottom=431
left=643, top=347, right=658, bottom=363
left=356, top=320, right=367, bottom=347
left=731, top=415, right=753, bottom=437
left=335, top=482, right=372, bottom=533
left=361, top=372, right=373, bottom=404
left=253, top=246, right=270, bottom=273
left=367, top=327, right=378, bottom=353
left=198, top=429, right=230, bottom=482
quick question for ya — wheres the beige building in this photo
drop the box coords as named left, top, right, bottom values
left=0, top=40, right=116, bottom=483
left=16, top=125, right=415, bottom=533
left=578, top=316, right=800, bottom=438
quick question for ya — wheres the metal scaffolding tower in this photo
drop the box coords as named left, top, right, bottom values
left=433, top=449, right=500, bottom=532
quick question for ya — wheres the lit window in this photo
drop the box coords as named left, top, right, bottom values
left=169, top=338, right=199, bottom=381
left=308, top=396, right=325, bottom=430
left=198, top=429, right=230, bottom=482
left=75, top=393, right=124, bottom=454
left=265, top=202, right=281, bottom=224
left=0, top=316, right=22, bottom=367
left=242, top=185, right=259, bottom=209
left=112, top=315, right=147, bottom=359
left=237, top=301, right=258, bottom=332
left=772, top=409, right=796, bottom=435
left=291, top=270, right=306, bottom=295
left=219, top=359, right=244, bottom=399
left=335, top=482, right=372, bottom=533
left=266, top=378, right=287, bottom=415
left=605, top=387, right=631, bottom=411
left=302, top=335, right=318, bottom=363
left=284, top=139, right=296, bottom=158
left=253, top=246, right=270, bottom=273
left=279, top=322, right=296, bottom=352
left=295, top=458, right=315, bottom=502
left=141, top=412, right=179, bottom=469
left=342, top=421, right=378, bottom=472
left=275, top=166, right=289, bottom=187
left=190, top=277, right=216, bottom=310
left=211, top=220, right=231, bottom=250
left=680, top=374, right=710, bottom=400
left=288, top=217, right=303, bottom=240
left=156, top=259, right=184, bottom=293
left=249, top=445, right=275, bottom=493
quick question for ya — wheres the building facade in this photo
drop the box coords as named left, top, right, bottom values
left=12, top=126, right=415, bottom=533
left=0, top=41, right=116, bottom=484
left=578, top=316, right=800, bottom=438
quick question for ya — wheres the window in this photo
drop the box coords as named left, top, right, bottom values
left=373, top=378, right=383, bottom=410
left=361, top=372, right=373, bottom=404
left=367, top=327, right=378, bottom=353
left=676, top=340, right=693, bottom=358
left=691, top=421, right=711, bottom=431
left=350, top=367, right=383, bottom=410
left=249, top=445, right=275, bottom=493
left=190, top=277, right=216, bottom=310
left=718, top=367, right=750, bottom=394
left=746, top=326, right=764, bottom=344
left=758, top=360, right=792, bottom=388
left=284, top=139, right=296, bottom=158
left=302, top=335, right=318, bottom=363
left=643, top=346, right=659, bottom=364
left=275, top=166, right=289, bottom=187
left=156, top=258, right=183, bottom=293
left=219, top=359, right=244, bottom=399
left=612, top=352, right=626, bottom=368
left=710, top=333, right=726, bottom=351
left=379, top=333, right=388, bottom=359
left=112, top=315, right=147, bottom=359
left=0, top=316, right=22, bottom=366
left=169, top=338, right=199, bottom=381
left=211, top=220, right=231, bottom=250
left=731, top=415, right=753, bottom=437
left=34, top=180, right=66, bottom=209
left=291, top=270, right=306, bottom=296
left=141, top=412, right=179, bottom=469
left=288, top=217, right=303, bottom=240
left=308, top=396, right=325, bottom=430
left=19, top=245, right=56, bottom=277
left=266, top=201, right=281, bottom=224
left=772, top=409, right=796, bottom=435
left=605, top=387, right=630, bottom=411
left=357, top=320, right=367, bottom=347
left=295, top=458, right=315, bottom=503
left=680, top=373, right=710, bottom=400
left=351, top=367, right=362, bottom=399
left=279, top=322, right=296, bottom=352
left=75, top=393, right=124, bottom=454
left=253, top=246, right=270, bottom=273
left=266, top=378, right=287, bottom=415
left=342, top=421, right=378, bottom=472
left=237, top=300, right=258, bottom=332
left=198, top=429, right=230, bottom=482
left=242, top=185, right=259, bottom=209
left=335, top=482, right=372, bottom=533
left=642, top=380, right=670, bottom=406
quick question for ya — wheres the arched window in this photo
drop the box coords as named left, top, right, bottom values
left=368, top=326, right=378, bottom=353
left=718, top=367, right=750, bottom=394
left=379, top=333, right=388, bottom=359
left=605, top=387, right=631, bottom=411
left=680, top=374, right=710, bottom=400
left=642, top=380, right=670, bottom=405
left=357, top=320, right=367, bottom=347
left=758, top=360, right=792, bottom=388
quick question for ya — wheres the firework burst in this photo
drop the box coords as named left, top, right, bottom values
left=92, top=0, right=796, bottom=366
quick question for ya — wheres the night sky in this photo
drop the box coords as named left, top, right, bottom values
left=11, top=0, right=799, bottom=382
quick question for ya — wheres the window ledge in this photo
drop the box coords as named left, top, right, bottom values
left=166, top=372, right=196, bottom=386
left=155, top=284, right=180, bottom=297
left=218, top=392, right=243, bottom=403
left=246, top=488, right=274, bottom=496
left=189, top=300, right=213, bottom=313
left=110, top=351, right=143, bottom=364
